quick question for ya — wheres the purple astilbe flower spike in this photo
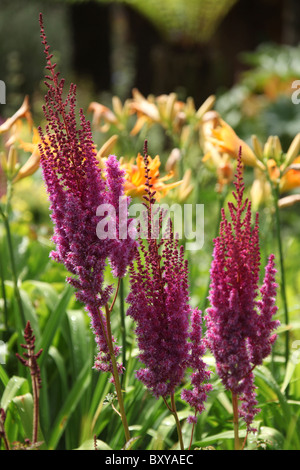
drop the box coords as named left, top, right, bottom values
left=38, top=15, right=134, bottom=376
left=205, top=150, right=280, bottom=432
left=181, top=309, right=212, bottom=422
left=126, top=141, right=211, bottom=417
left=104, top=154, right=136, bottom=278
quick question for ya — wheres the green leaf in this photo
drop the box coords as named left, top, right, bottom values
left=21, top=280, right=59, bottom=311
left=47, top=361, right=91, bottom=450
left=0, top=376, right=29, bottom=411
left=257, top=426, right=284, bottom=449
left=66, top=309, right=92, bottom=374
left=0, top=364, right=9, bottom=388
left=193, top=429, right=247, bottom=448
left=281, top=359, right=298, bottom=393
left=255, top=365, right=291, bottom=421
left=122, top=435, right=141, bottom=450
left=37, top=284, right=74, bottom=368
left=75, top=439, right=112, bottom=450
left=12, top=392, right=45, bottom=448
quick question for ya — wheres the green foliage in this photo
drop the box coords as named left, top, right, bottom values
left=0, top=33, right=300, bottom=451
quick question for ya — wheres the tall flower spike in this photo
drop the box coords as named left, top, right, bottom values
left=126, top=141, right=211, bottom=421
left=38, top=14, right=134, bottom=375
left=205, top=149, right=280, bottom=432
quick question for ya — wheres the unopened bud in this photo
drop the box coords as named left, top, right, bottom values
left=196, top=95, right=216, bottom=119
left=282, top=133, right=300, bottom=171
left=7, top=145, right=18, bottom=176
left=251, top=134, right=263, bottom=160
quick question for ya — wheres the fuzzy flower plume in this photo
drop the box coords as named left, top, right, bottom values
left=206, top=150, right=280, bottom=431
left=126, top=141, right=211, bottom=420
left=38, top=14, right=135, bottom=375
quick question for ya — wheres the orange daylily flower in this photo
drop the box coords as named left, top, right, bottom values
left=0, top=98, right=43, bottom=184
left=202, top=112, right=265, bottom=171
left=250, top=134, right=300, bottom=208
left=130, top=89, right=215, bottom=137
left=268, top=156, right=300, bottom=193
left=0, top=96, right=32, bottom=135
left=122, top=153, right=182, bottom=201
left=13, top=127, right=43, bottom=182
left=281, top=156, right=300, bottom=192
left=88, top=101, right=118, bottom=132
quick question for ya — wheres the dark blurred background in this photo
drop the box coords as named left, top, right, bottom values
left=1, top=0, right=300, bottom=115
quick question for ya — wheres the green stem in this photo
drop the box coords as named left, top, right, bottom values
left=31, top=363, right=40, bottom=444
left=272, top=184, right=289, bottom=372
left=165, top=394, right=184, bottom=450
left=119, top=278, right=126, bottom=388
left=0, top=253, right=8, bottom=329
left=0, top=208, right=25, bottom=329
left=0, top=411, right=10, bottom=450
left=231, top=392, right=240, bottom=450
left=104, top=304, right=130, bottom=444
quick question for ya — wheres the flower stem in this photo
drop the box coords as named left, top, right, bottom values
left=0, top=207, right=25, bottom=329
left=0, top=254, right=8, bottom=329
left=188, top=414, right=197, bottom=450
left=31, top=370, right=40, bottom=444
left=104, top=303, right=130, bottom=444
left=168, top=394, right=184, bottom=450
left=119, top=278, right=126, bottom=388
left=0, top=408, right=10, bottom=450
left=231, top=392, right=240, bottom=450
left=272, top=184, right=289, bottom=372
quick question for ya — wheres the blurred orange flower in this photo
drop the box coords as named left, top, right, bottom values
left=0, top=97, right=43, bottom=184
left=268, top=156, right=300, bottom=193
left=122, top=153, right=182, bottom=201
left=250, top=133, right=300, bottom=208
left=130, top=89, right=215, bottom=137
left=0, top=96, right=32, bottom=135
left=202, top=112, right=265, bottom=171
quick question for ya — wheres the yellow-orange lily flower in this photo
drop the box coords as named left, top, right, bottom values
left=88, top=101, right=118, bottom=132
left=13, top=127, right=42, bottom=182
left=250, top=133, right=300, bottom=208
left=122, top=153, right=182, bottom=201
left=268, top=156, right=300, bottom=193
left=0, top=96, right=32, bottom=135
left=202, top=112, right=265, bottom=171
left=130, top=89, right=215, bottom=137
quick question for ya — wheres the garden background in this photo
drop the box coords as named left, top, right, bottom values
left=0, top=0, right=300, bottom=451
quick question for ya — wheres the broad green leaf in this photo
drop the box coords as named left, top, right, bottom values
left=0, top=364, right=9, bottom=387
left=19, top=288, right=41, bottom=339
left=66, top=309, right=92, bottom=373
left=75, top=439, right=112, bottom=450
left=48, top=346, right=68, bottom=396
left=122, top=436, right=141, bottom=450
left=47, top=361, right=91, bottom=450
left=255, top=365, right=291, bottom=421
left=37, top=284, right=74, bottom=368
left=257, top=426, right=284, bottom=449
left=21, top=280, right=59, bottom=311
left=281, top=359, right=297, bottom=393
left=12, top=392, right=45, bottom=448
left=0, top=376, right=29, bottom=411
left=193, top=429, right=247, bottom=448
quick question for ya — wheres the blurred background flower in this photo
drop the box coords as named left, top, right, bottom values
left=121, top=152, right=182, bottom=201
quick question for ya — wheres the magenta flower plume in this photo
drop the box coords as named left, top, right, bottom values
left=205, top=151, right=280, bottom=431
left=38, top=15, right=134, bottom=375
left=104, top=155, right=136, bottom=278
left=126, top=142, right=210, bottom=419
